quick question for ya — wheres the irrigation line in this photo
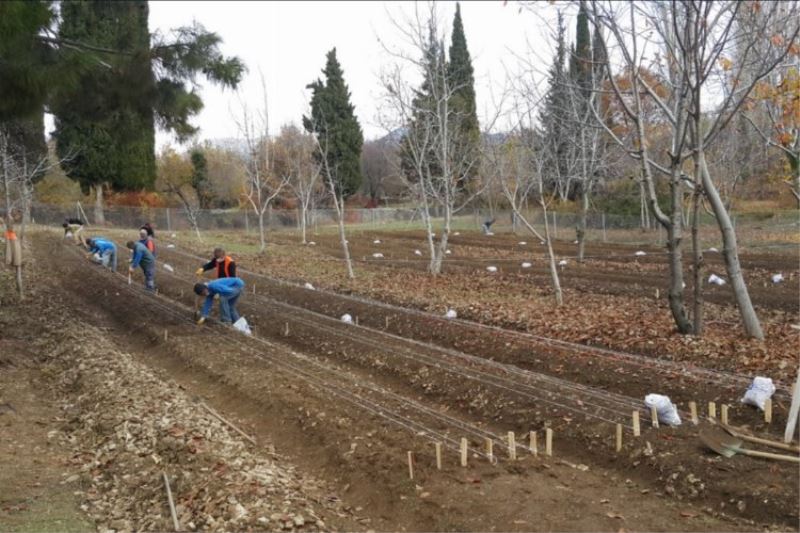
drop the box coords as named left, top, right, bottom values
left=158, top=250, right=646, bottom=414
left=161, top=246, right=790, bottom=398
left=162, top=265, right=638, bottom=429
left=63, top=245, right=507, bottom=457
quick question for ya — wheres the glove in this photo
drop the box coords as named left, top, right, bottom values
left=195, top=268, right=204, bottom=277
left=128, top=267, right=134, bottom=274
left=196, top=316, right=206, bottom=325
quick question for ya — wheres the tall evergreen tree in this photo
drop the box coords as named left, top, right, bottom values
left=538, top=11, right=571, bottom=194
left=447, top=2, right=480, bottom=181
left=52, top=0, right=244, bottom=197
left=570, top=0, right=592, bottom=99
left=190, top=147, right=211, bottom=209
left=303, top=48, right=364, bottom=198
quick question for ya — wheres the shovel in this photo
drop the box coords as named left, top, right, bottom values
left=714, top=421, right=800, bottom=453
left=700, top=426, right=800, bottom=463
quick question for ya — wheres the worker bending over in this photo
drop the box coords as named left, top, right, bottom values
left=86, top=238, right=117, bottom=272
left=62, top=218, right=85, bottom=246
left=196, top=248, right=236, bottom=278
left=194, top=277, right=245, bottom=325
left=127, top=240, right=156, bottom=291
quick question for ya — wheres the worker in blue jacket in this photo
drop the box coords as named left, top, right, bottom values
left=126, top=240, right=156, bottom=291
left=86, top=238, right=117, bottom=272
left=193, top=277, right=245, bottom=325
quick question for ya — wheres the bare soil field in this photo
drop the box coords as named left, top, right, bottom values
left=6, top=228, right=795, bottom=531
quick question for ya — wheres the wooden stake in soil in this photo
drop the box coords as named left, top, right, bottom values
left=529, top=431, right=538, bottom=456
left=650, top=405, right=659, bottom=428
left=484, top=437, right=494, bottom=461
left=708, top=401, right=717, bottom=420
left=162, top=471, right=180, bottom=532
left=460, top=438, right=468, bottom=467
left=721, top=404, right=729, bottom=425
left=164, top=329, right=168, bottom=342
left=615, top=423, right=623, bottom=452
left=385, top=316, right=390, bottom=329
left=407, top=451, right=414, bottom=480
left=507, top=432, right=516, bottom=460
left=355, top=316, right=359, bottom=326
left=689, top=401, right=699, bottom=425
left=632, top=410, right=641, bottom=437
left=200, top=402, right=256, bottom=445
left=283, top=322, right=290, bottom=337
left=545, top=428, right=553, bottom=456
left=252, top=284, right=256, bottom=295
left=435, top=442, right=442, bottom=470
left=765, top=399, right=772, bottom=424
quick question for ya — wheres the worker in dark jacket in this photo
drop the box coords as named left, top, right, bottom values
left=194, top=277, right=245, bottom=325
left=86, top=238, right=117, bottom=272
left=196, top=248, right=236, bottom=278
left=127, top=240, right=156, bottom=291
left=138, top=228, right=156, bottom=255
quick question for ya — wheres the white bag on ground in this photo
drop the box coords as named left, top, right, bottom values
left=233, top=317, right=252, bottom=336
left=772, top=273, right=784, bottom=283
left=644, top=394, right=682, bottom=426
left=341, top=313, right=353, bottom=324
left=445, top=308, right=457, bottom=319
left=708, top=274, right=726, bottom=285
left=741, top=376, right=776, bottom=411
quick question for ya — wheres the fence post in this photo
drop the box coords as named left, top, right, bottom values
left=552, top=211, right=558, bottom=239
left=244, top=211, right=249, bottom=233
left=165, top=207, right=171, bottom=232
left=602, top=212, right=607, bottom=242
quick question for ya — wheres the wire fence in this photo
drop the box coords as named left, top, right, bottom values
left=28, top=201, right=799, bottom=249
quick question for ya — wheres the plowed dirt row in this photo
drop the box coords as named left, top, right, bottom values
left=271, top=230, right=798, bottom=312
left=43, top=234, right=799, bottom=529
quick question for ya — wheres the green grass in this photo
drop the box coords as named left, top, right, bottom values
left=0, top=490, right=93, bottom=533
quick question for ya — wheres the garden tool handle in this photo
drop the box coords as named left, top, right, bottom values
left=740, top=448, right=800, bottom=463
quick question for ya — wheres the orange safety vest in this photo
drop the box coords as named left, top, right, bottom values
left=217, top=256, right=234, bottom=278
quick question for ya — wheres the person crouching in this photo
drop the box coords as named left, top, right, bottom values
left=194, top=277, right=245, bottom=325
left=126, top=240, right=156, bottom=291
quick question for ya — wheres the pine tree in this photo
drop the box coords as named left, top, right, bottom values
left=303, top=48, right=364, bottom=198
left=447, top=2, right=480, bottom=180
left=190, top=147, right=211, bottom=209
left=570, top=0, right=592, bottom=99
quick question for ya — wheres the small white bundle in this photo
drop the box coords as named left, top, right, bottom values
left=485, top=231, right=494, bottom=236
left=644, top=394, right=682, bottom=426
left=708, top=247, right=719, bottom=253
left=162, top=264, right=174, bottom=272
left=340, top=313, right=353, bottom=324
left=453, top=231, right=461, bottom=236
left=573, top=240, right=579, bottom=244
left=445, top=249, right=452, bottom=255
left=540, top=241, right=546, bottom=246
left=372, top=252, right=384, bottom=258
left=486, top=266, right=498, bottom=273
left=171, top=233, right=177, bottom=238
left=445, top=308, right=457, bottom=319
left=303, top=282, right=315, bottom=290
left=634, top=251, right=647, bottom=256
left=413, top=249, right=422, bottom=256
left=518, top=241, right=527, bottom=246
left=521, top=262, right=532, bottom=268
left=772, top=273, right=784, bottom=283
left=308, top=241, right=316, bottom=245
left=233, top=317, right=252, bottom=336
left=558, top=259, right=568, bottom=266
left=708, top=274, right=726, bottom=286
left=741, top=377, right=776, bottom=411
left=166, top=243, right=176, bottom=249
left=373, top=239, right=381, bottom=244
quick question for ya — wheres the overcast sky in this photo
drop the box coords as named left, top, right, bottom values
left=145, top=1, right=556, bottom=151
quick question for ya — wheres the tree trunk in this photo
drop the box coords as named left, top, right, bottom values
left=699, top=151, right=764, bottom=339
left=663, top=177, right=693, bottom=334
left=576, top=185, right=589, bottom=263
left=335, top=195, right=354, bottom=279
left=258, top=209, right=266, bottom=252
left=299, top=205, right=307, bottom=244
left=94, top=183, right=106, bottom=225
left=541, top=203, right=563, bottom=306
left=691, top=187, right=704, bottom=336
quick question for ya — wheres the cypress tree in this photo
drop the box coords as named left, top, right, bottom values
left=190, top=147, right=211, bottom=209
left=303, top=48, right=364, bottom=198
left=447, top=2, right=480, bottom=179
left=570, top=0, right=592, bottom=98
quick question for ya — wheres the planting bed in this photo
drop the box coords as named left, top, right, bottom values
left=15, top=230, right=797, bottom=531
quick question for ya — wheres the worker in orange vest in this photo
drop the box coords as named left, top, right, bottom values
left=196, top=247, right=236, bottom=278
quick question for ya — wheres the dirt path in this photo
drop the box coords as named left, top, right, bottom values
left=30, top=232, right=798, bottom=531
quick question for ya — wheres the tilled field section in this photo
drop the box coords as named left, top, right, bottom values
left=36, top=234, right=799, bottom=531
left=270, top=230, right=798, bottom=312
